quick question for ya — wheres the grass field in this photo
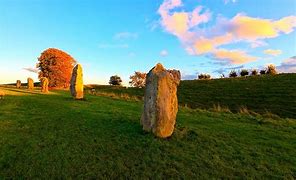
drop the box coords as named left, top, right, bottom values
left=86, top=73, right=296, bottom=118
left=0, top=86, right=295, bottom=178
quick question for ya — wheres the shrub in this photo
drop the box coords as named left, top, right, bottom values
left=266, top=64, right=277, bottom=75
left=198, top=73, right=211, bottom=80
left=240, top=69, right=249, bottom=77
left=109, top=75, right=122, bottom=86
left=260, top=69, right=266, bottom=75
left=229, top=70, right=238, bottom=78
left=251, top=69, right=258, bottom=76
left=129, top=71, right=146, bottom=88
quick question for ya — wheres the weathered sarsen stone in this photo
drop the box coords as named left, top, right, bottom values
left=40, top=77, right=49, bottom=93
left=70, top=64, right=84, bottom=99
left=141, top=63, right=181, bottom=138
left=27, top=78, right=34, bottom=91
left=16, top=80, right=21, bottom=88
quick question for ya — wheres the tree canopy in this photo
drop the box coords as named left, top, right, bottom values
left=36, top=48, right=76, bottom=88
left=129, top=71, right=146, bottom=88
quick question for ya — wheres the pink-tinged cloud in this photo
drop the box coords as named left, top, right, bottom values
left=264, top=49, right=283, bottom=56
left=158, top=0, right=296, bottom=64
left=212, top=49, right=257, bottom=64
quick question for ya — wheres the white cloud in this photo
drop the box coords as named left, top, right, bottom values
left=114, top=32, right=138, bottom=40
left=160, top=50, right=169, bottom=57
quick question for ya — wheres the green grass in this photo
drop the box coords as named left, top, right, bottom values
left=0, top=86, right=295, bottom=178
left=86, top=74, right=296, bottom=118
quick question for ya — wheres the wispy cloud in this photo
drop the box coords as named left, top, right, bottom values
left=113, top=32, right=138, bottom=40
left=23, top=67, right=38, bottom=73
left=277, top=56, right=296, bottom=73
left=98, top=43, right=129, bottom=49
left=224, top=0, right=237, bottom=4
left=264, top=49, right=282, bottom=56
left=213, top=65, right=244, bottom=74
left=158, top=0, right=296, bottom=64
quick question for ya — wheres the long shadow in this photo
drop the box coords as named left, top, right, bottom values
left=0, top=86, right=58, bottom=96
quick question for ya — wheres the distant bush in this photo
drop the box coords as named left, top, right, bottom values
left=229, top=70, right=238, bottom=78
left=251, top=69, right=258, bottom=76
left=266, top=64, right=277, bottom=75
left=109, top=75, right=122, bottom=86
left=260, top=69, right=266, bottom=75
left=198, top=73, right=211, bottom=80
left=240, top=69, right=249, bottom=77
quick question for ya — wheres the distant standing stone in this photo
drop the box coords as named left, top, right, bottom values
left=141, top=63, right=181, bottom=138
left=16, top=80, right=21, bottom=88
left=70, top=64, right=84, bottom=99
left=40, top=77, right=49, bottom=93
left=27, top=78, right=34, bottom=91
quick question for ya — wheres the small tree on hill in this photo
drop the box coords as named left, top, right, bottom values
left=129, top=71, right=147, bottom=88
left=36, top=48, right=76, bottom=88
left=251, top=69, right=258, bottom=76
left=198, top=73, right=211, bottom=80
left=240, top=69, right=249, bottom=77
left=229, top=70, right=238, bottom=78
left=109, top=75, right=122, bottom=86
left=266, top=64, right=277, bottom=75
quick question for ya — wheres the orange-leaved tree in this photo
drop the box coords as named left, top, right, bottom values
left=36, top=48, right=76, bottom=88
left=129, top=71, right=147, bottom=88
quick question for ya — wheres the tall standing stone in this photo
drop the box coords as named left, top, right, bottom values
left=40, top=77, right=49, bottom=93
left=70, top=64, right=84, bottom=99
left=141, top=63, right=181, bottom=138
left=27, top=78, right=34, bottom=91
left=16, top=80, right=21, bottom=88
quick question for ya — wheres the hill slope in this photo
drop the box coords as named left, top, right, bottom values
left=86, top=74, right=296, bottom=118
left=0, top=87, right=295, bottom=178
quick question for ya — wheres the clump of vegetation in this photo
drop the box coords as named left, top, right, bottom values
left=266, top=64, right=277, bottom=75
left=240, top=69, right=249, bottom=77
left=251, top=69, right=258, bottom=76
left=109, top=75, right=122, bottom=86
left=229, top=70, right=238, bottom=78
left=129, top=71, right=146, bottom=88
left=198, top=73, right=211, bottom=80
left=36, top=48, right=76, bottom=88
left=260, top=69, right=266, bottom=75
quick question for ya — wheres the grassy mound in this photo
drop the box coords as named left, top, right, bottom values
left=86, top=73, right=296, bottom=118
left=0, top=87, right=295, bottom=178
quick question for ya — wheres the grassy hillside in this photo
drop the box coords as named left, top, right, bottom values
left=86, top=74, right=296, bottom=118
left=0, top=86, right=295, bottom=178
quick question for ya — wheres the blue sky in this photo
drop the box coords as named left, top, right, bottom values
left=0, top=0, right=295, bottom=85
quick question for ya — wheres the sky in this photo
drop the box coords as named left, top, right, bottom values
left=0, top=0, right=295, bottom=85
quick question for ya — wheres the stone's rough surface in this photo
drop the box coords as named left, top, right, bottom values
left=16, top=80, right=21, bottom=88
left=70, top=64, right=84, bottom=99
left=0, top=90, right=5, bottom=99
left=27, top=78, right=34, bottom=91
left=141, top=63, right=181, bottom=138
left=40, top=77, right=49, bottom=93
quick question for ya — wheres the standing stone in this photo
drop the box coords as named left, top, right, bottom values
left=40, top=77, right=49, bottom=93
left=27, top=78, right=34, bottom=91
left=16, top=80, right=21, bottom=88
left=141, top=63, right=181, bottom=138
left=70, top=64, right=84, bottom=99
